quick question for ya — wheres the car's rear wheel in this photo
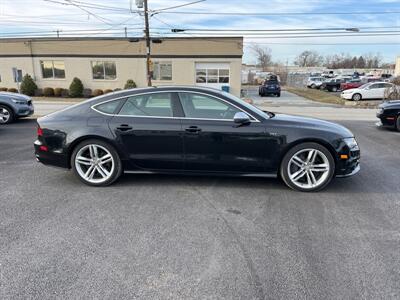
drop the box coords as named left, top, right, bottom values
left=352, top=93, right=362, bottom=101
left=0, top=105, right=14, bottom=124
left=396, top=115, right=400, bottom=132
left=71, top=139, right=122, bottom=186
left=331, top=86, right=338, bottom=92
left=280, top=142, right=335, bottom=192
left=277, top=92, right=281, bottom=97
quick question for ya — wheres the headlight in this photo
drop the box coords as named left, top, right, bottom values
left=11, top=98, right=27, bottom=105
left=343, top=137, right=359, bottom=150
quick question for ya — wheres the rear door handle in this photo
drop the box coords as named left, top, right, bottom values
left=116, top=124, right=133, bottom=131
left=185, top=126, right=201, bottom=133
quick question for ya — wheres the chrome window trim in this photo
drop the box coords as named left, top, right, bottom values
left=91, top=90, right=261, bottom=122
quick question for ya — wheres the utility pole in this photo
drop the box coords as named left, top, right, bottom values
left=143, top=0, right=152, bottom=86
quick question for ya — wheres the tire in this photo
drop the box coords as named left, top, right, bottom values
left=277, top=92, right=281, bottom=97
left=352, top=93, right=362, bottom=101
left=0, top=105, right=15, bottom=125
left=280, top=142, right=335, bottom=192
left=396, top=115, right=400, bottom=132
left=331, top=86, right=338, bottom=92
left=311, top=84, right=316, bottom=89
left=71, top=139, right=122, bottom=186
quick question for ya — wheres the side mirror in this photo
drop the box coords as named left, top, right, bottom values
left=233, top=112, right=251, bottom=125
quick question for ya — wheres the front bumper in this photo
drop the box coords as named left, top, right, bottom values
left=260, top=87, right=280, bottom=94
left=340, top=93, right=353, bottom=100
left=16, top=103, right=34, bottom=117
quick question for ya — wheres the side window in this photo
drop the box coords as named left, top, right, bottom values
left=119, top=93, right=173, bottom=117
left=179, top=92, right=241, bottom=120
left=94, top=99, right=123, bottom=114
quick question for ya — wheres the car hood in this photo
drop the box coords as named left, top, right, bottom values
left=272, top=113, right=353, bottom=137
left=0, top=92, right=31, bottom=100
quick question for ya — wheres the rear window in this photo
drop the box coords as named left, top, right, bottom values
left=94, top=99, right=123, bottom=114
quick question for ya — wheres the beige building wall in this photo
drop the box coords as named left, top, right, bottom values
left=0, top=37, right=243, bottom=96
left=395, top=56, right=400, bottom=76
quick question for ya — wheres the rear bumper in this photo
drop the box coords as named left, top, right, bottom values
left=376, top=113, right=396, bottom=128
left=34, top=139, right=69, bottom=169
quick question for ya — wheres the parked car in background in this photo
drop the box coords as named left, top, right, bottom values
left=321, top=78, right=349, bottom=92
left=0, top=92, right=34, bottom=124
left=34, top=86, right=360, bottom=192
left=341, top=82, right=394, bottom=101
left=340, top=79, right=363, bottom=91
left=306, top=77, right=325, bottom=89
left=259, top=77, right=281, bottom=97
left=376, top=100, right=400, bottom=131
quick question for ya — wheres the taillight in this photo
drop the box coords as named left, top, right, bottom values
left=37, top=126, right=43, bottom=137
left=39, top=145, right=48, bottom=152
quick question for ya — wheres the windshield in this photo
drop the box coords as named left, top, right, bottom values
left=359, top=83, right=372, bottom=89
left=221, top=91, right=271, bottom=119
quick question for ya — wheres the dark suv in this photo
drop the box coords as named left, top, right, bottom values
left=259, top=77, right=281, bottom=97
left=0, top=92, right=34, bottom=124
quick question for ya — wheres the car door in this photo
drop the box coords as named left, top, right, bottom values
left=177, top=92, right=268, bottom=173
left=365, top=83, right=382, bottom=99
left=108, top=92, right=184, bottom=171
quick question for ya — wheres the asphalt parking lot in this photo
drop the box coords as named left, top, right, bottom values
left=1, top=105, right=400, bottom=298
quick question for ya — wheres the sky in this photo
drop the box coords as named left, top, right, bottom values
left=0, top=0, right=399, bottom=64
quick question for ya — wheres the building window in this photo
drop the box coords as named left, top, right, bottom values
left=196, top=68, right=229, bottom=84
left=41, top=61, right=65, bottom=79
left=152, top=62, right=172, bottom=81
left=91, top=61, right=117, bottom=80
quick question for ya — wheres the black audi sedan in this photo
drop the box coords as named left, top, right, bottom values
left=34, top=86, right=360, bottom=192
left=376, top=100, right=400, bottom=131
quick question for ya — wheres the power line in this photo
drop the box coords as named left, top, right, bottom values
left=158, top=10, right=400, bottom=16
left=173, top=26, right=400, bottom=32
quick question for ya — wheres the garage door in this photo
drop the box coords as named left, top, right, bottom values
left=195, top=63, right=230, bottom=90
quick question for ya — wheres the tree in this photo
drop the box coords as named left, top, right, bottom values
left=124, top=79, right=137, bottom=89
left=251, top=45, right=272, bottom=71
left=294, top=50, right=323, bottom=67
left=357, top=56, right=366, bottom=68
left=20, top=74, right=37, bottom=96
left=69, top=77, right=84, bottom=97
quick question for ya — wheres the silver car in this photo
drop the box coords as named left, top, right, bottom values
left=0, top=92, right=34, bottom=124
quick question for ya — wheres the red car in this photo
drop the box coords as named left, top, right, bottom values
left=340, top=78, right=380, bottom=91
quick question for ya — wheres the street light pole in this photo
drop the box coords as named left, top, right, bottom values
left=143, top=0, right=152, bottom=86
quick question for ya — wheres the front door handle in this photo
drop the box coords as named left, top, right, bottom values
left=116, top=124, right=133, bottom=131
left=185, top=126, right=201, bottom=133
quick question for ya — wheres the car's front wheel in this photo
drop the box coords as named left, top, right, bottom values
left=0, top=105, right=14, bottom=124
left=396, top=115, right=400, bottom=132
left=352, top=93, right=362, bottom=101
left=71, top=139, right=122, bottom=186
left=280, top=142, right=335, bottom=192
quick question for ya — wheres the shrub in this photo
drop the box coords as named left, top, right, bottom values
left=69, top=77, right=84, bottom=97
left=20, top=74, right=37, bottom=96
left=43, top=87, right=55, bottom=97
left=7, top=88, right=18, bottom=93
left=54, top=88, right=64, bottom=97
left=61, top=89, right=69, bottom=97
left=103, top=89, right=113, bottom=94
left=34, top=89, right=43, bottom=96
left=124, top=79, right=136, bottom=89
left=83, top=88, right=92, bottom=98
left=92, top=89, right=104, bottom=97
left=114, top=88, right=122, bottom=92
left=0, top=87, right=7, bottom=92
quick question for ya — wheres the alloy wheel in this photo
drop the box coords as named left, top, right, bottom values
left=75, top=144, right=115, bottom=184
left=0, top=107, right=11, bottom=124
left=287, top=148, right=330, bottom=190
